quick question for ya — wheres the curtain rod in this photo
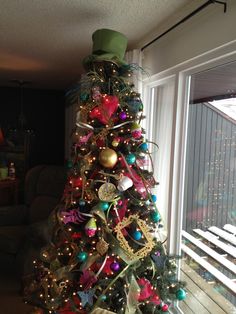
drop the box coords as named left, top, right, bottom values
left=141, top=0, right=227, bottom=51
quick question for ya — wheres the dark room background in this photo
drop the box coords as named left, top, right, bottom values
left=0, top=86, right=65, bottom=167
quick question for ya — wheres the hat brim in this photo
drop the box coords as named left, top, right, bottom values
left=83, top=53, right=127, bottom=67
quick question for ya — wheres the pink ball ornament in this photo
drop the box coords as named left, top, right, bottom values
left=131, top=122, right=142, bottom=139
left=132, top=130, right=142, bottom=139
left=161, top=304, right=169, bottom=312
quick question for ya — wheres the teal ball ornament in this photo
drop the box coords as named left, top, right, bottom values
left=79, top=199, right=86, bottom=207
left=77, top=251, right=88, bottom=262
left=176, top=288, right=186, bottom=300
left=67, top=160, right=73, bottom=169
left=100, top=295, right=107, bottom=301
left=126, top=153, right=136, bottom=165
left=151, top=211, right=161, bottom=223
left=80, top=92, right=89, bottom=101
left=140, top=142, right=148, bottom=151
left=99, top=201, right=109, bottom=211
left=151, top=194, right=157, bottom=202
left=133, top=230, right=142, bottom=240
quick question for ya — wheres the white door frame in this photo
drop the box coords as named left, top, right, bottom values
left=143, top=40, right=236, bottom=257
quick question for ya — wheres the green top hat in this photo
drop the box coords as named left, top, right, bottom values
left=83, top=28, right=128, bottom=68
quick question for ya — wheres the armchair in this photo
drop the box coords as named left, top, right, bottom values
left=0, top=165, right=66, bottom=279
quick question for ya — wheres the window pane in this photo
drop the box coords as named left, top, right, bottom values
left=144, top=78, right=175, bottom=227
left=181, top=61, right=236, bottom=313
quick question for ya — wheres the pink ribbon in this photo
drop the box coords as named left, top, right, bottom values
left=61, top=209, right=86, bottom=224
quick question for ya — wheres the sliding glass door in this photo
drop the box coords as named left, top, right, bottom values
left=180, top=61, right=236, bottom=314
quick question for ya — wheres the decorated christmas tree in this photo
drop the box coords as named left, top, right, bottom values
left=25, top=29, right=186, bottom=314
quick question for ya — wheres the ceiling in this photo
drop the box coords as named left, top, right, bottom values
left=0, top=0, right=195, bottom=90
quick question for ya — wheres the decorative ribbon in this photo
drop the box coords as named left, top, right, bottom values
left=95, top=254, right=108, bottom=277
left=76, top=120, right=135, bottom=131
left=61, top=209, right=87, bottom=224
left=119, top=154, right=148, bottom=198
left=125, top=274, right=140, bottom=314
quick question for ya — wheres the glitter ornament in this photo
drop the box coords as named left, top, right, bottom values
left=132, top=130, right=142, bottom=139
left=140, top=142, right=148, bottom=151
left=150, top=211, right=161, bottom=223
left=110, top=261, right=120, bottom=272
left=85, top=218, right=97, bottom=237
left=176, top=288, right=186, bottom=300
left=99, top=148, right=118, bottom=168
left=126, top=153, right=136, bottom=165
left=161, top=304, right=169, bottom=312
left=77, top=251, right=88, bottom=262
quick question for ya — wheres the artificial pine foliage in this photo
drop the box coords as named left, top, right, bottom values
left=25, top=29, right=186, bottom=314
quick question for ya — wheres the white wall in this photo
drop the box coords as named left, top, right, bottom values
left=141, top=0, right=236, bottom=76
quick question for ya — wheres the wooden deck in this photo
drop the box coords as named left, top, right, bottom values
left=180, top=224, right=236, bottom=313
left=180, top=262, right=236, bottom=314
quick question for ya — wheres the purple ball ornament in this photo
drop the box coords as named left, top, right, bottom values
left=119, top=111, right=127, bottom=120
left=110, top=261, right=120, bottom=272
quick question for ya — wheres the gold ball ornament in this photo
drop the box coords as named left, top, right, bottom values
left=99, top=148, right=118, bottom=168
left=112, top=140, right=119, bottom=147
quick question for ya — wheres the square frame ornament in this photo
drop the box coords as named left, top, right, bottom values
left=114, top=214, right=154, bottom=260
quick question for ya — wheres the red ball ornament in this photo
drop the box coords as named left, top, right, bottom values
left=161, top=304, right=169, bottom=312
left=70, top=177, right=83, bottom=188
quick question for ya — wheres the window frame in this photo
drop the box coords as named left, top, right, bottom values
left=142, top=40, right=236, bottom=312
